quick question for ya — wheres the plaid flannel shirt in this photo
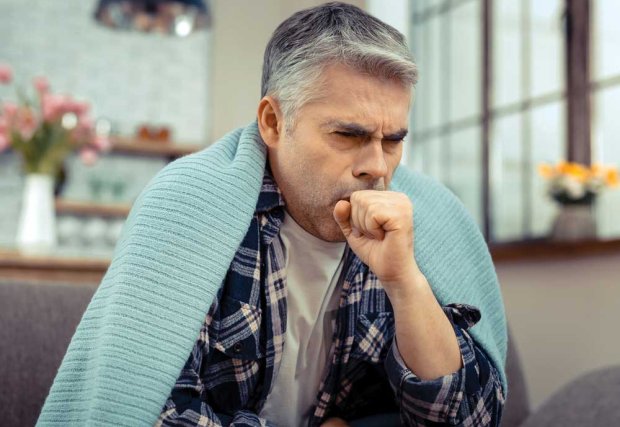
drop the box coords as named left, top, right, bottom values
left=156, top=169, right=505, bottom=427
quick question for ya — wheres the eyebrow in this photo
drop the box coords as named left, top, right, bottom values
left=321, top=120, right=408, bottom=141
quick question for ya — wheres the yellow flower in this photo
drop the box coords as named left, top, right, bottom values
left=560, top=162, right=589, bottom=182
left=590, top=163, right=604, bottom=175
left=538, top=163, right=555, bottom=178
left=539, top=161, right=619, bottom=189
left=606, top=168, right=619, bottom=187
left=556, top=161, right=570, bottom=174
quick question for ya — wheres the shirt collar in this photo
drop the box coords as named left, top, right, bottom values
left=255, top=162, right=286, bottom=214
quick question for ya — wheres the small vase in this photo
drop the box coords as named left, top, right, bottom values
left=16, top=173, right=58, bottom=254
left=550, top=203, right=597, bottom=242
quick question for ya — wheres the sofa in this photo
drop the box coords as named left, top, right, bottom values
left=1, top=279, right=619, bottom=426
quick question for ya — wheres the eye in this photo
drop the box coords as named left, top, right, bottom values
left=335, top=131, right=357, bottom=138
left=383, top=138, right=404, bottom=144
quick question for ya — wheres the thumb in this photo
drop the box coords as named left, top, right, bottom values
left=333, top=200, right=352, bottom=238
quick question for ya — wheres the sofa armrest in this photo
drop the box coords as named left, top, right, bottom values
left=0, top=280, right=97, bottom=427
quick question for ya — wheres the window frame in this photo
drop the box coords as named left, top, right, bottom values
left=410, top=0, right=592, bottom=243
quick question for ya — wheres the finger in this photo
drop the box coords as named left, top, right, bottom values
left=351, top=196, right=367, bottom=238
left=333, top=200, right=353, bottom=238
left=364, top=207, right=385, bottom=240
left=351, top=193, right=382, bottom=240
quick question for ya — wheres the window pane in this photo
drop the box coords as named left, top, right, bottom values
left=411, top=17, right=427, bottom=132
left=491, top=113, right=524, bottom=241
left=406, top=138, right=427, bottom=174
left=530, top=102, right=565, bottom=237
left=593, top=86, right=620, bottom=238
left=493, top=0, right=523, bottom=108
left=421, top=136, right=444, bottom=180
left=427, top=15, right=443, bottom=129
left=411, top=0, right=426, bottom=15
left=411, top=14, right=443, bottom=132
left=419, top=0, right=445, bottom=14
left=447, top=126, right=483, bottom=228
left=449, top=0, right=482, bottom=122
left=529, top=0, right=564, bottom=98
left=593, top=0, right=620, bottom=81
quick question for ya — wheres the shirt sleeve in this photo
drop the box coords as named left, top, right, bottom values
left=155, top=333, right=273, bottom=427
left=384, top=303, right=506, bottom=426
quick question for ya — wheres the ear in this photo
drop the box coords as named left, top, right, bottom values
left=257, top=96, right=284, bottom=148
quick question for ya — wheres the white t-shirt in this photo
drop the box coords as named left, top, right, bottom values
left=259, top=211, right=347, bottom=427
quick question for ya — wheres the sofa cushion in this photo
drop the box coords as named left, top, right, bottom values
left=520, top=365, right=620, bottom=427
left=0, top=280, right=97, bottom=427
left=502, top=330, right=531, bottom=427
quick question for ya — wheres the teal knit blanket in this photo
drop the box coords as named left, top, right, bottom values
left=37, top=122, right=507, bottom=426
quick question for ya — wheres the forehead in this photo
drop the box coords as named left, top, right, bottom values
left=305, top=63, right=412, bottom=128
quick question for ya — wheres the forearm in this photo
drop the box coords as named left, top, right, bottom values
left=385, top=320, right=505, bottom=426
left=384, top=269, right=462, bottom=380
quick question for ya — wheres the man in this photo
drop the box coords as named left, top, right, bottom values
left=38, top=3, right=506, bottom=427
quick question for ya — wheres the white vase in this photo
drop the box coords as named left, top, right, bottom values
left=16, top=173, right=58, bottom=254
left=550, top=203, right=597, bottom=242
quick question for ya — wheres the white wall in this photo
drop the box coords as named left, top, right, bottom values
left=209, top=0, right=365, bottom=140
left=497, top=253, right=620, bottom=409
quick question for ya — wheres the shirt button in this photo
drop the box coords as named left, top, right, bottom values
left=233, top=342, right=243, bottom=353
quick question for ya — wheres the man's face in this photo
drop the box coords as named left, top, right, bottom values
left=267, top=63, right=412, bottom=242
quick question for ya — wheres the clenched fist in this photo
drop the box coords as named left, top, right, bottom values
left=333, top=190, right=421, bottom=293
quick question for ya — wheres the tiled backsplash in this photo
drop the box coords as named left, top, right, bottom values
left=0, top=154, right=23, bottom=247
left=0, top=151, right=168, bottom=253
left=0, top=0, right=211, bottom=252
left=61, top=154, right=167, bottom=203
left=0, top=0, right=211, bottom=144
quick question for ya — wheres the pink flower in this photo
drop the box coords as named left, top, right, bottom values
left=0, top=117, right=9, bottom=152
left=59, top=98, right=83, bottom=116
left=72, top=101, right=90, bottom=118
left=0, top=64, right=12, bottom=84
left=33, top=76, right=50, bottom=95
left=71, top=119, right=94, bottom=143
left=93, top=135, right=112, bottom=152
left=80, top=147, right=98, bottom=166
left=15, top=107, right=38, bottom=140
left=77, top=116, right=94, bottom=131
left=42, top=94, right=65, bottom=122
left=3, top=102, right=18, bottom=122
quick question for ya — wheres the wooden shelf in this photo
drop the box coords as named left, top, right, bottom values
left=0, top=249, right=110, bottom=284
left=55, top=136, right=203, bottom=218
left=55, top=198, right=132, bottom=218
left=489, top=238, right=620, bottom=262
left=110, top=137, right=202, bottom=158
left=2, top=238, right=620, bottom=286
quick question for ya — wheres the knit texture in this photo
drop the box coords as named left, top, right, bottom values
left=37, top=121, right=507, bottom=426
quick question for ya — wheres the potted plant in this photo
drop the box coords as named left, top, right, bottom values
left=0, top=63, right=110, bottom=253
left=538, top=161, right=619, bottom=241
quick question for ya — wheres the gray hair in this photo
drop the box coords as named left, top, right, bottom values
left=261, top=2, right=418, bottom=130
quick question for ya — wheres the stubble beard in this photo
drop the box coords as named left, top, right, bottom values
left=284, top=167, right=386, bottom=243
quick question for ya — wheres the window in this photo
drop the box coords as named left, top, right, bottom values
left=592, top=0, right=620, bottom=238
left=410, top=0, right=484, bottom=227
left=407, top=0, right=620, bottom=243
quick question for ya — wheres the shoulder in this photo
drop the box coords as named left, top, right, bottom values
left=391, top=165, right=470, bottom=220
left=131, top=122, right=267, bottom=216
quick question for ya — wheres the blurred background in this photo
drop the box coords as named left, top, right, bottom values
left=0, top=0, right=619, bottom=423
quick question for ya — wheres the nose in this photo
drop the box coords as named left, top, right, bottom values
left=352, top=139, right=388, bottom=182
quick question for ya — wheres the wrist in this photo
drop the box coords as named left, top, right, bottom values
left=382, top=267, right=430, bottom=304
